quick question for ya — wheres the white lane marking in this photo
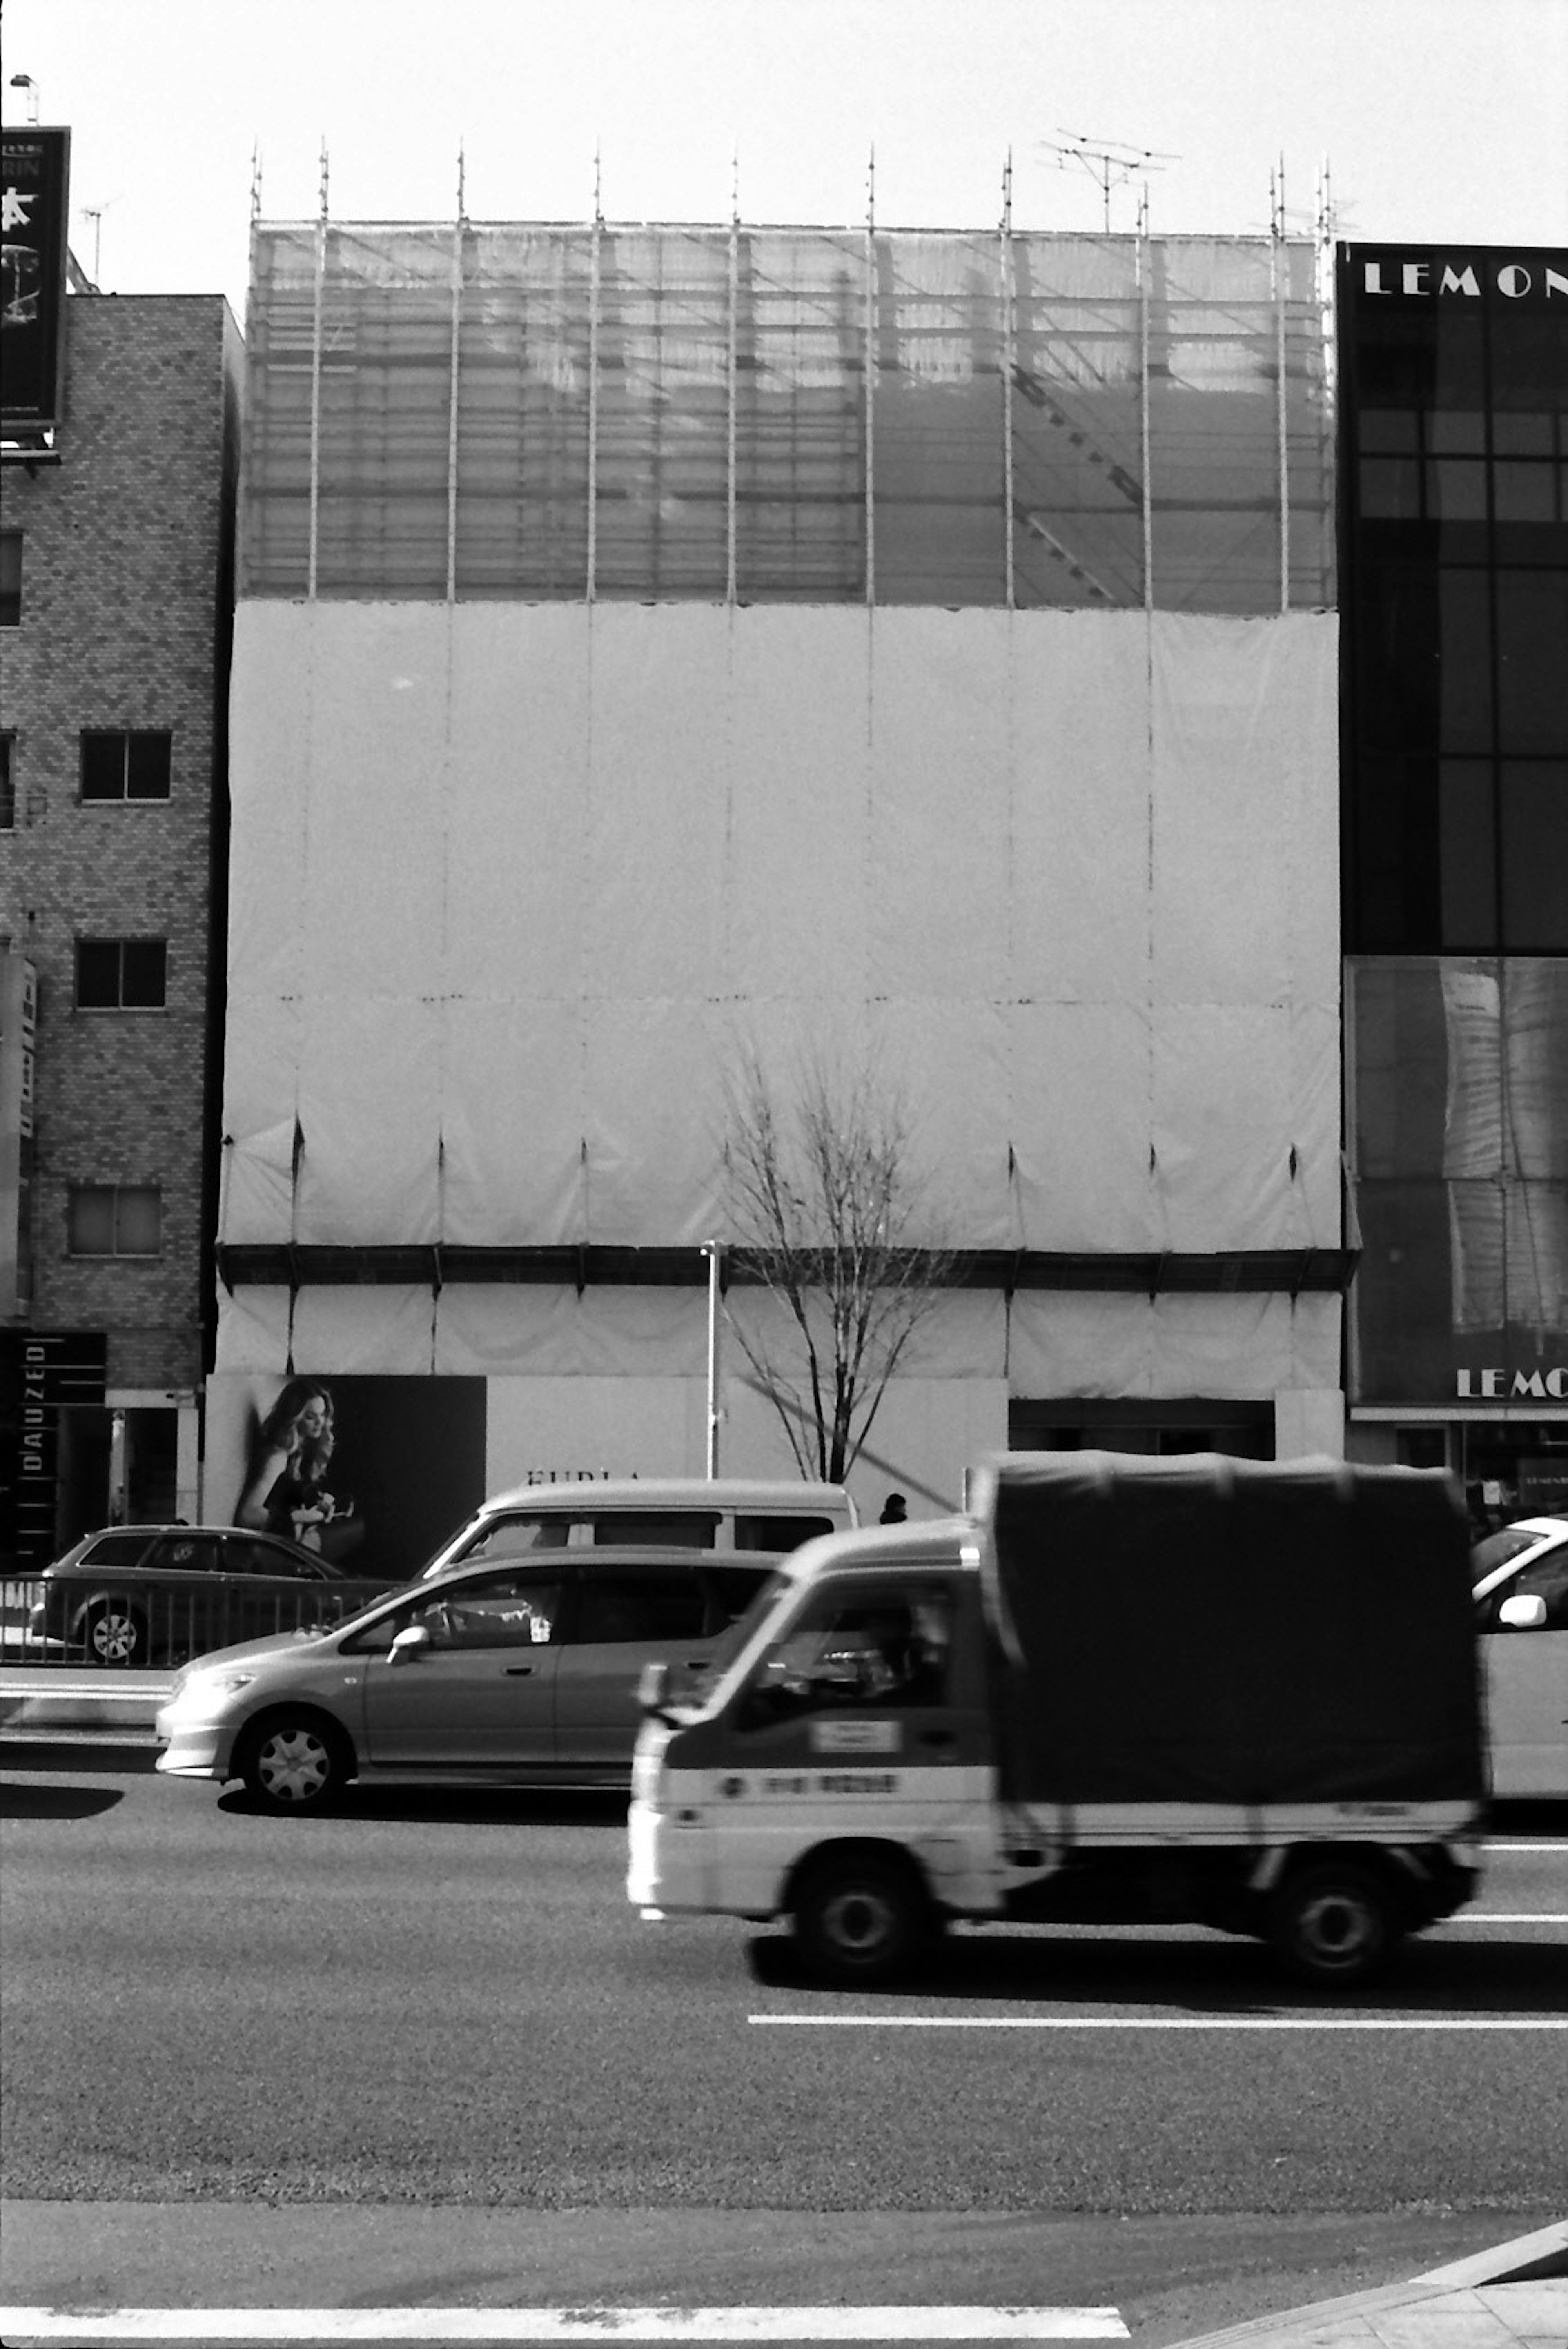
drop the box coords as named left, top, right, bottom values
left=749, top=2015, right=1568, bottom=2030
left=0, top=2313, right=1128, bottom=2344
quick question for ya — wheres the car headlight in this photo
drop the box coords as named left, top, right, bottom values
left=202, top=1670, right=258, bottom=1696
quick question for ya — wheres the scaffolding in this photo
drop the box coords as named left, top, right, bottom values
left=241, top=213, right=1335, bottom=616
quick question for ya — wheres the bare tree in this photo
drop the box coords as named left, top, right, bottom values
left=721, top=1046, right=954, bottom=1486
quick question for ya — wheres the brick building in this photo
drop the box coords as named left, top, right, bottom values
left=1, top=289, right=242, bottom=1559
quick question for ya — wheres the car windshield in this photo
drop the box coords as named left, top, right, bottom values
left=314, top=1578, right=423, bottom=1637
left=1470, top=1528, right=1548, bottom=1586
left=692, top=1570, right=793, bottom=1690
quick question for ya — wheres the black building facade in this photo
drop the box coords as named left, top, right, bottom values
left=1339, top=244, right=1568, bottom=1521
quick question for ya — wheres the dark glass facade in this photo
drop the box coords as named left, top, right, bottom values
left=1341, top=247, right=1568, bottom=1516
left=1341, top=247, right=1568, bottom=955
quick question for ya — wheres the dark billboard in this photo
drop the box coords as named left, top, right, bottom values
left=2, top=127, right=70, bottom=432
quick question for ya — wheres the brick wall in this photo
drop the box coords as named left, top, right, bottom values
left=1, top=294, right=242, bottom=1390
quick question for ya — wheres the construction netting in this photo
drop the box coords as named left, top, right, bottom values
left=241, top=224, right=1334, bottom=614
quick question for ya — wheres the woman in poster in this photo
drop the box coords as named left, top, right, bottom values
left=236, top=1377, right=363, bottom=1563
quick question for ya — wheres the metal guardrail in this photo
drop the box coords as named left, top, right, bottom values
left=0, top=1575, right=390, bottom=1670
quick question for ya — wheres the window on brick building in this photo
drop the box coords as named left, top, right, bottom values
left=0, top=736, right=13, bottom=830
left=0, top=533, right=20, bottom=627
left=75, top=939, right=168, bottom=1009
left=80, top=731, right=173, bottom=802
left=68, top=1185, right=163, bottom=1257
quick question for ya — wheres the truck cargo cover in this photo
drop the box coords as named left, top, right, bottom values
left=979, top=1453, right=1483, bottom=1806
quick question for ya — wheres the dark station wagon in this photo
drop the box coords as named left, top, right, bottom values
left=27, top=1525, right=392, bottom=1667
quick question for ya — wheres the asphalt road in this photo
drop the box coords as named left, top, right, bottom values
left=1, top=1737, right=1565, bottom=2339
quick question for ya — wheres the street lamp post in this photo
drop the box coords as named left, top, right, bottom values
left=702, top=1242, right=722, bottom=1478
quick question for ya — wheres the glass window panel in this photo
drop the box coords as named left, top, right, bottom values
left=121, top=942, right=167, bottom=1007
left=1499, top=761, right=1568, bottom=951
left=1493, top=461, right=1557, bottom=523
left=115, top=1188, right=162, bottom=1253
left=68, top=1188, right=116, bottom=1253
left=1358, top=409, right=1419, bottom=454
left=1497, top=570, right=1568, bottom=754
left=1494, top=413, right=1554, bottom=456
left=1427, top=410, right=1486, bottom=454
left=75, top=942, right=120, bottom=1007
left=1438, top=570, right=1494, bottom=751
left=1359, top=457, right=1421, bottom=519
left=0, top=530, right=21, bottom=626
left=126, top=733, right=172, bottom=798
left=1438, top=760, right=1497, bottom=948
left=1426, top=459, right=1486, bottom=520
left=80, top=735, right=127, bottom=801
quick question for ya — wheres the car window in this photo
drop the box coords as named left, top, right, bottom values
left=234, top=1537, right=320, bottom=1580
left=588, top=1512, right=719, bottom=1547
left=76, top=1532, right=155, bottom=1571
left=739, top=1581, right=956, bottom=1724
left=143, top=1535, right=224, bottom=1575
left=413, top=1571, right=564, bottom=1650
left=460, top=1516, right=573, bottom=1559
left=697, top=1564, right=775, bottom=1633
left=1470, top=1527, right=1546, bottom=1585
left=1496, top=1547, right=1568, bottom=1630
left=732, top=1513, right=833, bottom=1552
left=569, top=1570, right=705, bottom=1645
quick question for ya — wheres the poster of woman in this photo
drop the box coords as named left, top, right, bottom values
left=223, top=1374, right=487, bottom=1587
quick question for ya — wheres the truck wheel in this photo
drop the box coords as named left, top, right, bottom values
left=1269, top=1860, right=1396, bottom=1988
left=793, top=1850, right=935, bottom=1986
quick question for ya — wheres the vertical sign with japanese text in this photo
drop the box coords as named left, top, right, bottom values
left=2, top=126, right=70, bottom=432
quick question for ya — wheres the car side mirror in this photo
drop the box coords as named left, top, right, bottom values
left=389, top=1623, right=432, bottom=1665
left=1498, top=1593, right=1548, bottom=1632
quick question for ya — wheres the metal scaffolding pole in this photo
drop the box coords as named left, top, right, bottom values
left=307, top=143, right=327, bottom=603
left=587, top=162, right=602, bottom=603
left=446, top=155, right=465, bottom=606
left=1000, top=154, right=1016, bottom=612
left=727, top=165, right=739, bottom=607
left=1273, top=161, right=1291, bottom=613
left=864, top=149, right=876, bottom=608
left=1137, top=199, right=1154, bottom=614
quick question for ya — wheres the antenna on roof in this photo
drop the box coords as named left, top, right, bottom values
left=1037, top=131, right=1177, bottom=232
left=318, top=138, right=329, bottom=224
left=250, top=142, right=263, bottom=227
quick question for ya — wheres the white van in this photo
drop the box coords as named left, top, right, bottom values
left=418, top=1477, right=856, bottom=1581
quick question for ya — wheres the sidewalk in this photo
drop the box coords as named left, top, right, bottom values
left=1170, top=2219, right=1567, bottom=2348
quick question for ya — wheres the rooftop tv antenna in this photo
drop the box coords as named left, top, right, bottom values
left=1038, top=131, right=1177, bottom=230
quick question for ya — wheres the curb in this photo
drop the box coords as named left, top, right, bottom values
left=0, top=1672, right=173, bottom=1731
left=1166, top=2219, right=1568, bottom=2347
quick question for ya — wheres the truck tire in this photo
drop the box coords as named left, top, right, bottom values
left=792, top=1848, right=937, bottom=1986
left=1268, top=1859, right=1396, bottom=1988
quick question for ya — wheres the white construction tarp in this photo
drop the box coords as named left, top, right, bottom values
left=221, top=597, right=1339, bottom=1379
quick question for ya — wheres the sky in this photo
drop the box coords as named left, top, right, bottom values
left=3, top=0, right=1564, bottom=317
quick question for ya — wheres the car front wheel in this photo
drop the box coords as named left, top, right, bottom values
left=80, top=1600, right=148, bottom=1667
left=239, top=1713, right=351, bottom=1812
